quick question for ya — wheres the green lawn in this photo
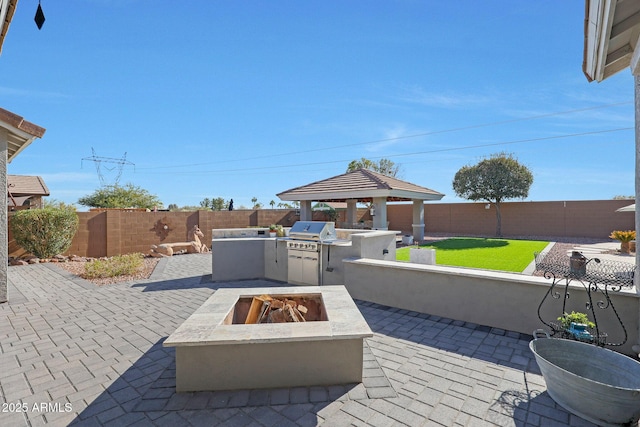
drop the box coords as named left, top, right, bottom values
left=396, top=237, right=549, bottom=272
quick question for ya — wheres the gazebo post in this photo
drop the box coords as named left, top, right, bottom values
left=371, top=197, right=388, bottom=230
left=412, top=199, right=425, bottom=243
left=346, top=199, right=357, bottom=228
left=300, top=200, right=313, bottom=221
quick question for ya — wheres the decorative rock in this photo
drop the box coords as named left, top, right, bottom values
left=150, top=225, right=210, bottom=257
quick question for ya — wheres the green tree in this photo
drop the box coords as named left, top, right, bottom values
left=167, top=203, right=179, bottom=211
left=200, top=198, right=211, bottom=209
left=43, top=199, right=77, bottom=211
left=347, top=157, right=401, bottom=177
left=269, top=200, right=276, bottom=209
left=78, top=183, right=163, bottom=209
left=176, top=205, right=200, bottom=211
left=10, top=207, right=79, bottom=258
left=211, top=197, right=226, bottom=211
left=452, top=152, right=533, bottom=237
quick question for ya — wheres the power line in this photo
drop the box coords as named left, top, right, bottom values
left=135, top=101, right=633, bottom=171
left=81, top=148, right=135, bottom=186
left=135, top=126, right=633, bottom=176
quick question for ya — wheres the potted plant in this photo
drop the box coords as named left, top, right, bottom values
left=609, top=230, right=636, bottom=254
left=269, top=224, right=277, bottom=238
left=275, top=225, right=285, bottom=237
left=557, top=311, right=595, bottom=341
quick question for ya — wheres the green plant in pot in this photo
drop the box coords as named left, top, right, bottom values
left=557, top=311, right=595, bottom=341
left=269, top=224, right=277, bottom=237
left=609, top=230, right=636, bottom=254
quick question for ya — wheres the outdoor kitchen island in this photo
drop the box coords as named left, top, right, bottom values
left=163, top=285, right=373, bottom=392
left=211, top=221, right=398, bottom=285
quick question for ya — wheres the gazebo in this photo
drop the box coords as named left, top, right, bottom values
left=277, top=168, right=444, bottom=242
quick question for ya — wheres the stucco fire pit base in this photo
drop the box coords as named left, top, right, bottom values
left=164, top=285, right=373, bottom=392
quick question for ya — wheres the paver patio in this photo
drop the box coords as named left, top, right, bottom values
left=0, top=254, right=601, bottom=426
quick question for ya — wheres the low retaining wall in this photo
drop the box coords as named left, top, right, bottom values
left=343, top=258, right=640, bottom=356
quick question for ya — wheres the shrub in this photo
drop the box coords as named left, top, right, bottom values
left=84, top=253, right=144, bottom=279
left=609, top=230, right=636, bottom=242
left=10, top=207, right=79, bottom=258
left=557, top=311, right=595, bottom=329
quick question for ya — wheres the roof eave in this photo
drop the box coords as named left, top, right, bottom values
left=0, top=108, right=47, bottom=162
left=583, top=0, right=617, bottom=82
left=0, top=0, right=18, bottom=55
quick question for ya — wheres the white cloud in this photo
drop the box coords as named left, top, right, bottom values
left=366, top=124, right=414, bottom=152
left=39, top=172, right=97, bottom=183
left=0, top=86, right=70, bottom=99
left=397, top=85, right=494, bottom=109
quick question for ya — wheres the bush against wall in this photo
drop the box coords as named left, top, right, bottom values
left=10, top=207, right=79, bottom=258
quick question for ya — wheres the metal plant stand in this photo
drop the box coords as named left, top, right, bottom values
left=534, top=250, right=634, bottom=347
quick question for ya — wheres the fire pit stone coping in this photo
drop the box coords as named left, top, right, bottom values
left=163, top=285, right=373, bottom=347
left=164, top=285, right=373, bottom=392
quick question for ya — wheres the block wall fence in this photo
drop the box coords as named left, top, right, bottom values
left=7, top=199, right=635, bottom=258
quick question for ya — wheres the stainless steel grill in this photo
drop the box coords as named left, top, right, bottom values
left=286, top=221, right=336, bottom=285
left=287, top=221, right=336, bottom=242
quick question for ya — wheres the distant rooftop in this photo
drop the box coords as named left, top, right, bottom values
left=8, top=175, right=49, bottom=197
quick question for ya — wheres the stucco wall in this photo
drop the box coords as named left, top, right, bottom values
left=343, top=258, right=640, bottom=356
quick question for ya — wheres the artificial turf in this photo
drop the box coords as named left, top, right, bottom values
left=396, top=237, right=549, bottom=273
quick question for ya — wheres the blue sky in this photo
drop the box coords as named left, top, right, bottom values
left=0, top=1, right=635, bottom=210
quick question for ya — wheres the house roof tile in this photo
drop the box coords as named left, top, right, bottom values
left=8, top=175, right=49, bottom=197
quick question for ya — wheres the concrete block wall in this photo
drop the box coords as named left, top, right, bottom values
left=388, top=199, right=635, bottom=239
left=6, top=200, right=636, bottom=258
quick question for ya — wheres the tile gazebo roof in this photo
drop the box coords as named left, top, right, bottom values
left=277, top=168, right=444, bottom=203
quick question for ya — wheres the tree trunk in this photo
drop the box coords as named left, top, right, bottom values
left=621, top=241, right=631, bottom=254
left=494, top=202, right=502, bottom=237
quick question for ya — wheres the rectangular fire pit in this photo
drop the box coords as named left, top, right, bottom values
left=163, top=285, right=373, bottom=392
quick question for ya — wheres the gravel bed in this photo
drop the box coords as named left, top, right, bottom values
left=55, top=256, right=160, bottom=286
